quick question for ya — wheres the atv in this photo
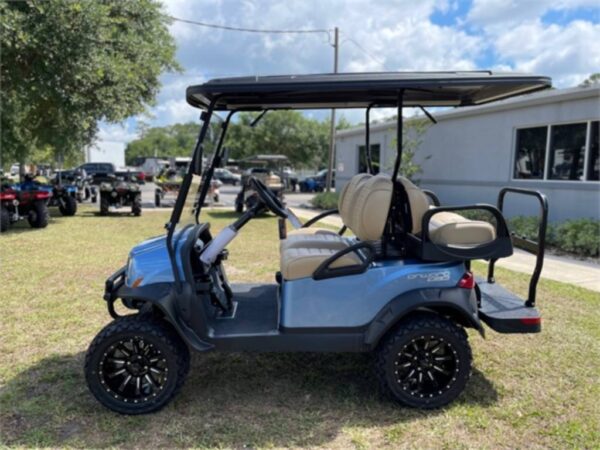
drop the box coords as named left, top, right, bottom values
left=98, top=171, right=142, bottom=216
left=24, top=175, right=78, bottom=216
left=86, top=71, right=551, bottom=415
left=54, top=169, right=97, bottom=203
left=2, top=175, right=51, bottom=230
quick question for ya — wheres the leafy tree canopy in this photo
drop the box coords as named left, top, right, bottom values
left=1, top=0, right=179, bottom=170
left=126, top=111, right=353, bottom=169
left=580, top=73, right=600, bottom=87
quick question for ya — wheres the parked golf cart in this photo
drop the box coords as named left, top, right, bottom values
left=98, top=171, right=142, bottom=216
left=2, top=174, right=51, bottom=229
left=235, top=155, right=287, bottom=212
left=86, top=72, right=551, bottom=415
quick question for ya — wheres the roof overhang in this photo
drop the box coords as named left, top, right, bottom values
left=186, top=71, right=552, bottom=111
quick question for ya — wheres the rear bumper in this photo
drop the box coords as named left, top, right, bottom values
left=477, top=279, right=541, bottom=333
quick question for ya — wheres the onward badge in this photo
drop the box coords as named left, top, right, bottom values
left=407, top=271, right=451, bottom=283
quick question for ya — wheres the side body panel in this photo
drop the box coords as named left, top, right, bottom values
left=281, top=259, right=465, bottom=329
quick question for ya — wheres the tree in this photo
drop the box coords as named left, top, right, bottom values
left=387, top=117, right=431, bottom=181
left=1, top=0, right=179, bottom=172
left=125, top=123, right=199, bottom=164
left=222, top=111, right=334, bottom=169
left=580, top=73, right=600, bottom=87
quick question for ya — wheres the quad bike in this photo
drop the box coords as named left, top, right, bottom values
left=55, top=169, right=97, bottom=203
left=85, top=71, right=552, bottom=415
left=1, top=175, right=51, bottom=230
left=24, top=175, right=77, bottom=216
left=98, top=172, right=142, bottom=216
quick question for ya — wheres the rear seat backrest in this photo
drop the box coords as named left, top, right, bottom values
left=348, top=174, right=393, bottom=241
left=397, top=176, right=430, bottom=234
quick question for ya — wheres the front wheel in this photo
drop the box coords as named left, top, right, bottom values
left=100, top=194, right=110, bottom=215
left=154, top=191, right=161, bottom=207
left=84, top=315, right=190, bottom=415
left=375, top=313, right=472, bottom=409
left=1, top=206, right=9, bottom=232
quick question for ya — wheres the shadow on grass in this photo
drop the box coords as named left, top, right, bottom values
left=1, top=209, right=70, bottom=235
left=0, top=351, right=498, bottom=448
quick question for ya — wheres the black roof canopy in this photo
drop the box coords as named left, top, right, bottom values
left=186, top=71, right=552, bottom=111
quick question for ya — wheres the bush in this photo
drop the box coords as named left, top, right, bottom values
left=554, top=219, right=600, bottom=257
left=310, top=192, right=339, bottom=210
left=508, top=216, right=599, bottom=257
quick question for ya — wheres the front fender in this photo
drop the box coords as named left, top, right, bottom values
left=364, top=287, right=483, bottom=349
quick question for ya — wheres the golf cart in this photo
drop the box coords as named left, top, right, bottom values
left=235, top=154, right=287, bottom=212
left=86, top=72, right=551, bottom=415
left=98, top=171, right=142, bottom=216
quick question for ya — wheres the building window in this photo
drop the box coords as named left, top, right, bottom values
left=547, top=123, right=587, bottom=180
left=588, top=121, right=599, bottom=181
left=514, top=127, right=547, bottom=179
left=358, top=144, right=381, bottom=174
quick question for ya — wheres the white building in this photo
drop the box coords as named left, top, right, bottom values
left=335, top=85, right=600, bottom=222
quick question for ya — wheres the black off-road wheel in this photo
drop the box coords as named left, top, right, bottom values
left=27, top=201, right=49, bottom=228
left=1, top=206, right=9, bottom=232
left=85, top=314, right=190, bottom=415
left=100, top=194, right=110, bottom=215
left=376, top=313, right=472, bottom=409
left=154, top=191, right=161, bottom=207
left=59, top=195, right=77, bottom=216
left=132, top=195, right=142, bottom=216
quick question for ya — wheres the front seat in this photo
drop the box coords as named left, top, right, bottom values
left=280, top=173, right=372, bottom=251
left=280, top=175, right=393, bottom=280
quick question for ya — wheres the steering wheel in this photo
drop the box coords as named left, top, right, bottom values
left=249, top=177, right=287, bottom=218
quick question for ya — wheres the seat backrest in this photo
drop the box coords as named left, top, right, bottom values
left=338, top=173, right=371, bottom=226
left=348, top=174, right=393, bottom=241
left=397, top=176, right=430, bottom=234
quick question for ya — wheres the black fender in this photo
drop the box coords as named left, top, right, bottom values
left=364, top=287, right=484, bottom=350
left=108, top=278, right=214, bottom=352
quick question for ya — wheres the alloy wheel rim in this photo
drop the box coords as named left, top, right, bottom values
left=393, top=335, right=459, bottom=399
left=98, top=336, right=168, bottom=404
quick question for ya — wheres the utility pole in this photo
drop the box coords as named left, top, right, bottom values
left=325, top=26, right=339, bottom=193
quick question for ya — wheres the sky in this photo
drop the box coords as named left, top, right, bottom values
left=96, top=0, right=600, bottom=161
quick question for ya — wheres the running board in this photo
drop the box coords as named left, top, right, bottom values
left=477, top=279, right=541, bottom=333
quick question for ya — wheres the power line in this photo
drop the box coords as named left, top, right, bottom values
left=167, top=15, right=331, bottom=36
left=341, top=36, right=389, bottom=70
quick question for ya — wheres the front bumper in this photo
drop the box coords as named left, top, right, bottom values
left=103, top=265, right=126, bottom=302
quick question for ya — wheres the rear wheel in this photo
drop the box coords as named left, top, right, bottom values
left=1, top=206, right=9, bottom=232
left=59, top=195, right=77, bottom=216
left=375, top=313, right=472, bottom=409
left=132, top=195, right=142, bottom=216
left=84, top=314, right=190, bottom=415
left=27, top=201, right=49, bottom=228
left=100, top=194, right=110, bottom=215
left=154, top=190, right=161, bottom=207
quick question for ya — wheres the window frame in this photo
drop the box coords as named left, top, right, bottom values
left=511, top=119, right=600, bottom=183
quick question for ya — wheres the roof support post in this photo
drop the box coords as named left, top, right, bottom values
left=392, top=90, right=404, bottom=181
left=365, top=104, right=374, bottom=174
left=325, top=26, right=339, bottom=192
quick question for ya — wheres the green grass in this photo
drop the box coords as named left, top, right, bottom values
left=1, top=206, right=599, bottom=448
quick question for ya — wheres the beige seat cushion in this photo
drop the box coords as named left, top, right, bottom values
left=280, top=232, right=350, bottom=251
left=348, top=174, right=393, bottom=241
left=284, top=173, right=372, bottom=246
left=397, top=176, right=430, bottom=234
left=281, top=246, right=362, bottom=280
left=428, top=211, right=496, bottom=247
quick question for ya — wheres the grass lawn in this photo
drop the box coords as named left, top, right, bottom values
left=1, top=205, right=599, bottom=449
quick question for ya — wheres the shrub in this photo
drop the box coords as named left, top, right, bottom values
left=554, top=219, right=600, bottom=257
left=310, top=192, right=339, bottom=210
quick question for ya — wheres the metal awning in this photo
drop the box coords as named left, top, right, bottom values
left=186, top=71, right=552, bottom=110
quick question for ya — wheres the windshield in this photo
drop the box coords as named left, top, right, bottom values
left=169, top=112, right=225, bottom=233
